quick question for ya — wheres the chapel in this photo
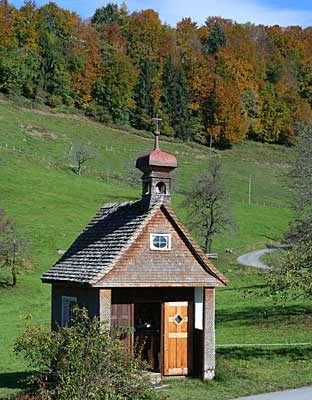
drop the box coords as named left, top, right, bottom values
left=42, top=125, right=228, bottom=380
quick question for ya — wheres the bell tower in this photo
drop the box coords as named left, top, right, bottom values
left=136, top=116, right=177, bottom=203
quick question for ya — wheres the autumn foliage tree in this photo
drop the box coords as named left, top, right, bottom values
left=123, top=9, right=163, bottom=65
left=0, top=2, right=312, bottom=146
left=93, top=49, right=137, bottom=123
left=91, top=2, right=128, bottom=48
left=205, top=77, right=248, bottom=145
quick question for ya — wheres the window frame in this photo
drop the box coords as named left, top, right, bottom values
left=61, top=296, right=77, bottom=327
left=150, top=233, right=171, bottom=251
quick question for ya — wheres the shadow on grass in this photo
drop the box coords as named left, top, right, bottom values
left=218, top=345, right=312, bottom=361
left=0, top=279, right=12, bottom=288
left=0, top=372, right=31, bottom=390
left=216, top=304, right=312, bottom=326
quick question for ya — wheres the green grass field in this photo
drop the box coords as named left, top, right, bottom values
left=0, top=98, right=311, bottom=399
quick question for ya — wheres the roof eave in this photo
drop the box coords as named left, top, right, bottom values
left=92, top=280, right=225, bottom=288
left=41, top=277, right=92, bottom=287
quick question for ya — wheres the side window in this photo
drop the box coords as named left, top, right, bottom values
left=61, top=296, right=77, bottom=327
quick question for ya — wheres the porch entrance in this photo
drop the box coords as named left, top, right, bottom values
left=112, top=289, right=194, bottom=377
left=134, top=303, right=161, bottom=371
left=133, top=301, right=191, bottom=376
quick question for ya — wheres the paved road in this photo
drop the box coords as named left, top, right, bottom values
left=231, top=386, right=312, bottom=400
left=237, top=248, right=278, bottom=269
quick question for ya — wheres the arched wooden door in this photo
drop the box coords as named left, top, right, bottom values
left=162, top=301, right=192, bottom=376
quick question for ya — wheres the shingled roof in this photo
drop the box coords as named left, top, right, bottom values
left=42, top=198, right=227, bottom=286
left=41, top=197, right=158, bottom=284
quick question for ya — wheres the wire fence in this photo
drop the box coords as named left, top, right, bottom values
left=0, top=142, right=290, bottom=209
left=0, top=142, right=193, bottom=157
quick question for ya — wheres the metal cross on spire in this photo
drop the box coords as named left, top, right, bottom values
left=152, top=114, right=162, bottom=132
left=152, top=114, right=162, bottom=149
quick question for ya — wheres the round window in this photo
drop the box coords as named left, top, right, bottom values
left=153, top=235, right=168, bottom=249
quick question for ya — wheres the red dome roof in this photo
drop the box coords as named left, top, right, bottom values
left=136, top=130, right=177, bottom=172
left=136, top=148, right=177, bottom=171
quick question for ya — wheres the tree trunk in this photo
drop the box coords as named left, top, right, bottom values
left=12, top=270, right=17, bottom=286
left=208, top=239, right=212, bottom=253
left=204, top=236, right=212, bottom=253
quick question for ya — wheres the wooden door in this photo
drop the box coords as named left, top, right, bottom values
left=111, top=304, right=134, bottom=350
left=163, top=301, right=191, bottom=376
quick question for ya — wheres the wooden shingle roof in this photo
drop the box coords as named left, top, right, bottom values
left=42, top=198, right=227, bottom=286
left=42, top=198, right=158, bottom=284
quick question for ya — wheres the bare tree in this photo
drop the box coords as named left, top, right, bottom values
left=68, top=142, right=97, bottom=175
left=184, top=158, right=234, bottom=253
left=0, top=209, right=32, bottom=286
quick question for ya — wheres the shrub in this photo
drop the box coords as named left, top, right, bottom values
left=0, top=208, right=32, bottom=286
left=14, top=308, right=158, bottom=400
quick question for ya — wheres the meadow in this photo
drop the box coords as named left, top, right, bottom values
left=0, top=99, right=311, bottom=399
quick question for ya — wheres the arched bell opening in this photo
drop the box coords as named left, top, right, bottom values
left=155, top=182, right=166, bottom=194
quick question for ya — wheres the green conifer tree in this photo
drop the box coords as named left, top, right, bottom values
left=205, top=21, right=227, bottom=55
left=173, top=65, right=191, bottom=141
left=132, top=57, right=155, bottom=130
left=91, top=2, right=128, bottom=28
left=161, top=56, right=191, bottom=140
left=161, top=55, right=176, bottom=127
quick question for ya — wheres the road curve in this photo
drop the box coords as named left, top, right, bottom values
left=237, top=248, right=278, bottom=269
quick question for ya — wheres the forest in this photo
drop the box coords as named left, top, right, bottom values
left=1, top=0, right=312, bottom=146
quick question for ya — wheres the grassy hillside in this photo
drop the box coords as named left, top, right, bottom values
left=0, top=99, right=311, bottom=399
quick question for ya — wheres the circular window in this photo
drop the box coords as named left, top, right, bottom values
left=153, top=235, right=168, bottom=249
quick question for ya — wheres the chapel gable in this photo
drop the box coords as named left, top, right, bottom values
left=95, top=206, right=225, bottom=287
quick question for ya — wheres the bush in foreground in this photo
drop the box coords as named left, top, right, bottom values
left=14, top=308, right=158, bottom=400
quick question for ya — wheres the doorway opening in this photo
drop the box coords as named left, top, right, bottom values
left=134, top=303, right=161, bottom=372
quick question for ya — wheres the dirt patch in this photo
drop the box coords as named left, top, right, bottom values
left=20, top=123, right=57, bottom=139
